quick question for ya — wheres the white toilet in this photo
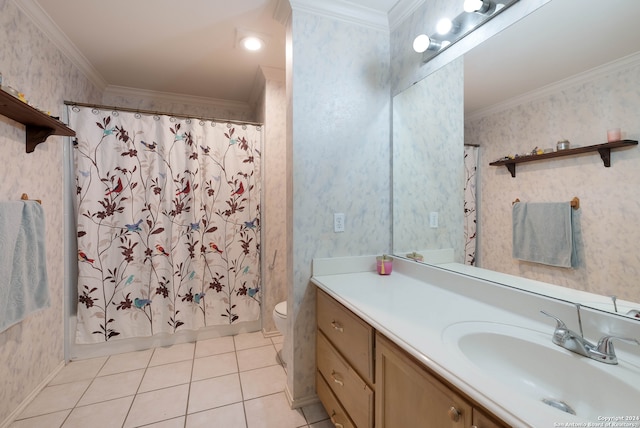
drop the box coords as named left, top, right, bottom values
left=273, top=301, right=287, bottom=337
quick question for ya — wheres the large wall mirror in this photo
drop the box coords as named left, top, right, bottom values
left=393, top=0, right=640, bottom=318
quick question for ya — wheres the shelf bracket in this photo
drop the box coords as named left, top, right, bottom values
left=597, top=148, right=611, bottom=167
left=505, top=163, right=516, bottom=178
left=25, top=126, right=56, bottom=153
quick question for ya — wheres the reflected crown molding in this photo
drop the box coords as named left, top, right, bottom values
left=13, top=0, right=108, bottom=92
left=467, top=50, right=640, bottom=122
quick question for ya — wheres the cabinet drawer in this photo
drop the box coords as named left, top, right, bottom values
left=316, top=371, right=356, bottom=428
left=317, top=289, right=374, bottom=382
left=317, top=331, right=374, bottom=428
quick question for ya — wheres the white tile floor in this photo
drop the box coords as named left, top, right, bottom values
left=11, top=332, right=332, bottom=428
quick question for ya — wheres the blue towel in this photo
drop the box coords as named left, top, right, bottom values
left=512, top=202, right=574, bottom=268
left=0, top=201, right=50, bottom=332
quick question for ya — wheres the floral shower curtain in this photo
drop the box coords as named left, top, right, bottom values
left=464, top=145, right=478, bottom=265
left=69, top=106, right=261, bottom=343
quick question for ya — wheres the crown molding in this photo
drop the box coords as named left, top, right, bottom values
left=103, top=85, right=253, bottom=114
left=388, top=0, right=426, bottom=31
left=260, top=66, right=286, bottom=83
left=13, top=0, right=107, bottom=91
left=289, top=0, right=390, bottom=32
left=273, top=0, right=292, bottom=26
left=248, top=65, right=285, bottom=107
left=466, top=51, right=640, bottom=122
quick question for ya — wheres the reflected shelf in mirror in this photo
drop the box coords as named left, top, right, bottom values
left=489, top=140, right=638, bottom=178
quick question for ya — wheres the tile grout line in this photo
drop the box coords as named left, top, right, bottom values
left=57, top=355, right=112, bottom=427
left=234, top=335, right=250, bottom=428
left=182, top=341, right=197, bottom=428
left=12, top=333, right=309, bottom=428
left=120, top=346, right=155, bottom=428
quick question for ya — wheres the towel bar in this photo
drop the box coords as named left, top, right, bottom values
left=21, top=193, right=41, bottom=204
left=513, top=197, right=579, bottom=210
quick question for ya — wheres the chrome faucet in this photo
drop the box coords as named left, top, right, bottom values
left=541, top=308, right=640, bottom=365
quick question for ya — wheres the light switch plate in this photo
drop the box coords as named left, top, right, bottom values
left=429, top=212, right=438, bottom=228
left=334, top=213, right=345, bottom=232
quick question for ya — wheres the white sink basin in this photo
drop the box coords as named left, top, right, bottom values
left=442, top=322, right=640, bottom=421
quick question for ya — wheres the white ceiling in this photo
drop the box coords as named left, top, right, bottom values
left=465, top=0, right=640, bottom=115
left=32, top=0, right=289, bottom=102
left=27, top=0, right=400, bottom=105
left=25, top=0, right=639, bottom=113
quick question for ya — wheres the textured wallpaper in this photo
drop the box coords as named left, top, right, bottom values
left=393, top=57, right=464, bottom=260
left=466, top=55, right=640, bottom=303
left=288, top=9, right=391, bottom=404
left=0, top=0, right=102, bottom=422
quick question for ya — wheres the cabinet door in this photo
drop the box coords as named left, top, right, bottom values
left=473, top=408, right=508, bottom=428
left=376, top=333, right=472, bottom=428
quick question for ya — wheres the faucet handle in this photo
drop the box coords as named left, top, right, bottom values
left=540, top=311, right=568, bottom=329
left=625, top=309, right=640, bottom=319
left=596, top=335, right=640, bottom=355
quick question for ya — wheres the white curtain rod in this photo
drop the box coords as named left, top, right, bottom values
left=64, top=101, right=263, bottom=127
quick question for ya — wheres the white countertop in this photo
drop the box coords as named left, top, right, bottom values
left=311, top=256, right=640, bottom=427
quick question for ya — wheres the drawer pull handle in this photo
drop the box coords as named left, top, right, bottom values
left=330, top=411, right=344, bottom=428
left=331, top=321, right=344, bottom=332
left=448, top=406, right=461, bottom=422
left=331, top=371, right=344, bottom=386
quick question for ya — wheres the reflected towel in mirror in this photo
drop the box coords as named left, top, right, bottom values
left=512, top=202, right=574, bottom=268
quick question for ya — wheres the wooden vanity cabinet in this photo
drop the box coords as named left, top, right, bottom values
left=316, top=288, right=508, bottom=428
left=316, top=289, right=374, bottom=428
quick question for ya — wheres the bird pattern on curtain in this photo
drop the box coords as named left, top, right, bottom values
left=464, top=145, right=478, bottom=266
left=69, top=107, right=261, bottom=343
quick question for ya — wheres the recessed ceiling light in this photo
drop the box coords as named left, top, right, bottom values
left=241, top=36, right=263, bottom=51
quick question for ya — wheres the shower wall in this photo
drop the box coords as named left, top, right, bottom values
left=255, top=66, right=288, bottom=335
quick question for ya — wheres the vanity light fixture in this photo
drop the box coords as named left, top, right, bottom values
left=415, top=0, right=519, bottom=63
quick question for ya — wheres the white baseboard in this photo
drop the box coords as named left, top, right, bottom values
left=284, top=383, right=319, bottom=410
left=262, top=328, right=281, bottom=338
left=0, top=361, right=65, bottom=428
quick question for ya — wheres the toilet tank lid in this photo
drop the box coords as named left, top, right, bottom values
left=275, top=301, right=287, bottom=316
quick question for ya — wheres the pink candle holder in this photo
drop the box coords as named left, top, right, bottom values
left=376, top=256, right=393, bottom=275
left=607, top=128, right=621, bottom=142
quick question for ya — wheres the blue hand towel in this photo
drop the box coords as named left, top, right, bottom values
left=512, top=202, right=574, bottom=268
left=0, top=201, right=50, bottom=333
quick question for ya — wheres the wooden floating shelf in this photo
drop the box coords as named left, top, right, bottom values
left=0, top=88, right=75, bottom=153
left=490, top=140, right=638, bottom=177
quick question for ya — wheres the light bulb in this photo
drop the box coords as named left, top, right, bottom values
left=436, top=18, right=453, bottom=35
left=241, top=36, right=263, bottom=51
left=412, top=34, right=431, bottom=53
left=464, top=0, right=483, bottom=12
